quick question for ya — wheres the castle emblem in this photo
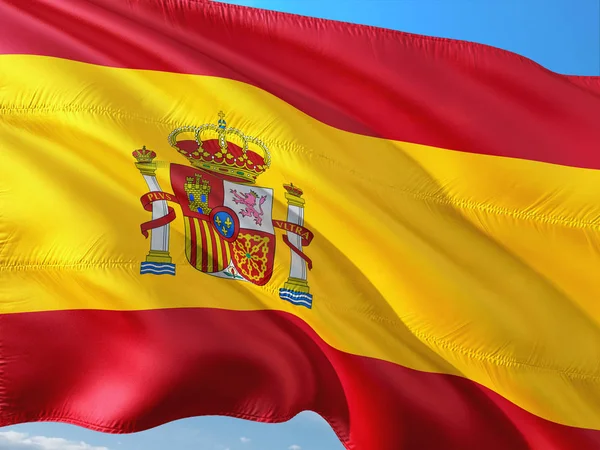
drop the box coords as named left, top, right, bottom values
left=132, top=112, right=314, bottom=308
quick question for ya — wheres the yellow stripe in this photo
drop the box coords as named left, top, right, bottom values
left=193, top=218, right=203, bottom=270
left=2, top=55, right=600, bottom=429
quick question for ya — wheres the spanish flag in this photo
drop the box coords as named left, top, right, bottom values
left=1, top=1, right=600, bottom=449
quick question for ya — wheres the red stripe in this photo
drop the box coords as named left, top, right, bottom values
left=1, top=1, right=599, bottom=169
left=0, top=308, right=599, bottom=449
left=211, top=227, right=220, bottom=271
left=220, top=233, right=230, bottom=270
left=188, top=217, right=197, bottom=268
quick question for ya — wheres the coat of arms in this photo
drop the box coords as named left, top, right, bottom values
left=131, top=112, right=314, bottom=308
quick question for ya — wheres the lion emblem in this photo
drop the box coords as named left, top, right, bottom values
left=230, top=189, right=267, bottom=226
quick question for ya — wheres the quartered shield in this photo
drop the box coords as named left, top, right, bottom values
left=170, top=163, right=275, bottom=286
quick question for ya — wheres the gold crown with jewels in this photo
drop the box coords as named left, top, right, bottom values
left=168, top=112, right=271, bottom=184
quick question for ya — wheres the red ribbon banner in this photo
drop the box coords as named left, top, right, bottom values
left=272, top=220, right=314, bottom=270
left=139, top=192, right=179, bottom=238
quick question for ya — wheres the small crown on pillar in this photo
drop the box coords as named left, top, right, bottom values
left=283, top=183, right=303, bottom=197
left=132, top=145, right=157, bottom=163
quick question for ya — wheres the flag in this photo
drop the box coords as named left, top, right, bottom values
left=1, top=1, right=600, bottom=449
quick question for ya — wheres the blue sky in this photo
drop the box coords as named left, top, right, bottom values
left=0, top=1, right=597, bottom=450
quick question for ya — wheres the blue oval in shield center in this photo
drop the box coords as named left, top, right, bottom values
left=213, top=210, right=236, bottom=240
left=209, top=206, right=240, bottom=243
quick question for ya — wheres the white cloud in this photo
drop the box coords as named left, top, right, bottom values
left=297, top=411, right=325, bottom=422
left=0, top=431, right=108, bottom=450
left=289, top=445, right=301, bottom=450
left=239, top=437, right=251, bottom=444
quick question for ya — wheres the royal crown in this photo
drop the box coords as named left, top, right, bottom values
left=132, top=145, right=157, bottom=163
left=168, top=112, right=271, bottom=184
left=283, top=183, right=303, bottom=197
